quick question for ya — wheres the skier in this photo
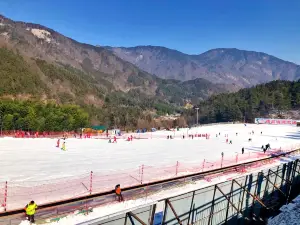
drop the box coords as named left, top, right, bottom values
left=242, top=147, right=244, bottom=154
left=108, top=138, right=112, bottom=143
left=56, top=139, right=60, bottom=148
left=226, top=138, right=228, bottom=143
left=229, top=140, right=232, bottom=144
left=24, top=200, right=38, bottom=223
left=221, top=152, right=224, bottom=158
left=113, top=136, right=117, bottom=143
left=130, top=135, right=133, bottom=141
left=236, top=132, right=238, bottom=136
left=261, top=131, right=262, bottom=135
left=61, top=142, right=66, bottom=151
left=115, top=184, right=124, bottom=202
left=183, top=134, right=185, bottom=139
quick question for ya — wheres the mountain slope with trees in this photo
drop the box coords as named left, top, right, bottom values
left=184, top=80, right=300, bottom=125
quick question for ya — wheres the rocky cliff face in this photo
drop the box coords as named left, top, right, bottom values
left=106, top=46, right=300, bottom=87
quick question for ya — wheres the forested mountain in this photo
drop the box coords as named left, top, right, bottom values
left=0, top=14, right=232, bottom=130
left=0, top=14, right=227, bottom=105
left=184, top=80, right=300, bottom=125
left=107, top=46, right=300, bottom=87
left=1, top=14, right=298, bottom=131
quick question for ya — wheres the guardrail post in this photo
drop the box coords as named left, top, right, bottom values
left=89, top=171, right=93, bottom=195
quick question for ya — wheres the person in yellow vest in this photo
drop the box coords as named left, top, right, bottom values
left=61, top=142, right=66, bottom=151
left=24, top=200, right=38, bottom=223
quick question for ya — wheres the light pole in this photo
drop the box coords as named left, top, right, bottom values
left=195, top=107, right=199, bottom=126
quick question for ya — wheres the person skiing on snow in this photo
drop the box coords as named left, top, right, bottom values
left=113, top=136, right=117, bottom=143
left=61, top=142, right=66, bottom=151
left=56, top=139, right=60, bottom=148
left=242, top=147, right=244, bottom=154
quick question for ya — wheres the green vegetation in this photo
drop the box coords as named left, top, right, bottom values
left=0, top=48, right=182, bottom=131
left=156, top=78, right=228, bottom=105
left=185, top=80, right=300, bottom=124
left=0, top=100, right=88, bottom=131
left=0, top=48, right=48, bottom=95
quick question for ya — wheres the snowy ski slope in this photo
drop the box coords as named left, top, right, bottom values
left=0, top=123, right=299, bottom=184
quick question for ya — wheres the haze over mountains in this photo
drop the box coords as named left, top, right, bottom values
left=106, top=46, right=300, bottom=88
left=0, top=14, right=299, bottom=108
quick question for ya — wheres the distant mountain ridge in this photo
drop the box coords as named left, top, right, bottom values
left=0, top=14, right=233, bottom=109
left=106, top=45, right=300, bottom=87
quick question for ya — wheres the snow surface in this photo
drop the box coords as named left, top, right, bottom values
left=1, top=124, right=298, bottom=183
left=24, top=156, right=299, bottom=225
left=0, top=124, right=300, bottom=215
left=268, top=195, right=300, bottom=225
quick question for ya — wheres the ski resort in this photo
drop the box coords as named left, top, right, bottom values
left=0, top=122, right=300, bottom=224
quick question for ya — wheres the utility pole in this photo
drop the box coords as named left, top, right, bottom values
left=195, top=107, right=199, bottom=126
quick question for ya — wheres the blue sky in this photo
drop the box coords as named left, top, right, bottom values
left=1, top=0, right=300, bottom=63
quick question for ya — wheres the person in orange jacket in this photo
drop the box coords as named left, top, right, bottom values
left=115, top=184, right=124, bottom=202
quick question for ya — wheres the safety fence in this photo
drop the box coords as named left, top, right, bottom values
left=1, top=149, right=300, bottom=225
left=1, top=144, right=299, bottom=213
